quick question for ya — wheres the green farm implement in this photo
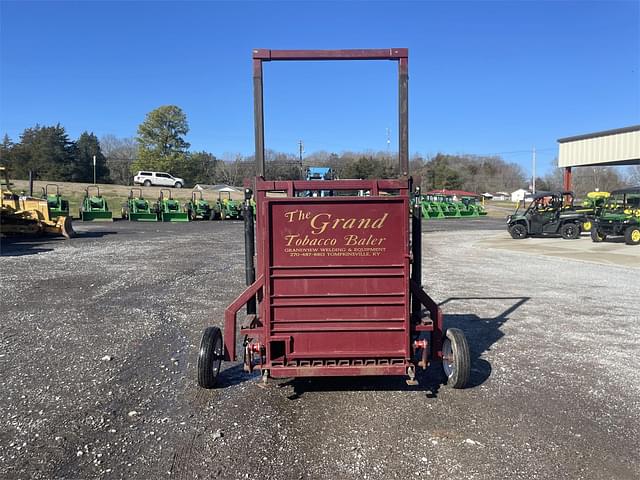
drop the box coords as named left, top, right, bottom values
left=213, top=192, right=243, bottom=220
left=41, top=184, right=70, bottom=220
left=591, top=187, right=640, bottom=245
left=460, top=196, right=488, bottom=216
left=79, top=186, right=113, bottom=221
left=575, top=191, right=610, bottom=232
left=420, top=193, right=486, bottom=220
left=157, top=189, right=189, bottom=222
left=121, top=188, right=157, bottom=221
left=185, top=191, right=214, bottom=220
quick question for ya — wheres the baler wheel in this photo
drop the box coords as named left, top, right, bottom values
left=442, top=328, right=470, bottom=389
left=197, top=326, right=223, bottom=388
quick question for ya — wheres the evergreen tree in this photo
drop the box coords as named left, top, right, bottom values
left=75, top=132, right=110, bottom=183
left=10, top=124, right=76, bottom=180
left=0, top=134, right=14, bottom=169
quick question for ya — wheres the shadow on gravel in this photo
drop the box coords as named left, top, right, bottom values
left=217, top=364, right=259, bottom=388
left=0, top=238, right=54, bottom=256
left=281, top=365, right=445, bottom=400
left=440, top=296, right=529, bottom=388
left=279, top=297, right=529, bottom=398
left=75, top=230, right=118, bottom=238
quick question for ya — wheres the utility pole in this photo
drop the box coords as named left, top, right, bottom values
left=298, top=140, right=304, bottom=163
left=532, top=147, right=536, bottom=194
left=386, top=128, right=391, bottom=154
left=93, top=155, right=97, bottom=185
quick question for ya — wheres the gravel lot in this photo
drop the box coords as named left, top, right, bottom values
left=1, top=219, right=638, bottom=479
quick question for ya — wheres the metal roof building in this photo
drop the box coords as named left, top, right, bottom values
left=557, top=125, right=640, bottom=189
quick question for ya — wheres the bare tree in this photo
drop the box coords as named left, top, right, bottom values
left=101, top=134, right=137, bottom=185
left=628, top=165, right=640, bottom=185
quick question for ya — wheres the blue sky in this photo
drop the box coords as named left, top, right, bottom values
left=1, top=0, right=638, bottom=175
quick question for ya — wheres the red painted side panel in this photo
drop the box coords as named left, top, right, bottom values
left=262, top=196, right=410, bottom=369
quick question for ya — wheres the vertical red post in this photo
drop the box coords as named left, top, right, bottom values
left=563, top=167, right=572, bottom=191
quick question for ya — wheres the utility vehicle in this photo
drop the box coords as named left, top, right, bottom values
left=591, top=187, right=640, bottom=245
left=506, top=191, right=586, bottom=240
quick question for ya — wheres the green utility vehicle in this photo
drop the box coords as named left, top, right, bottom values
left=157, top=189, right=189, bottom=222
left=79, top=186, right=113, bottom=221
left=574, top=191, right=610, bottom=232
left=591, top=187, right=640, bottom=245
left=213, top=192, right=243, bottom=220
left=121, top=188, right=157, bottom=221
left=184, top=191, right=214, bottom=220
left=506, top=191, right=586, bottom=240
left=41, top=184, right=70, bottom=220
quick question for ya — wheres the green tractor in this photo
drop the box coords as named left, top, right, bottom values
left=157, top=189, right=189, bottom=222
left=79, top=186, right=113, bottom=221
left=41, top=184, right=70, bottom=220
left=121, top=188, right=157, bottom=221
left=184, top=191, right=215, bottom=221
left=591, top=187, right=640, bottom=245
left=460, top=196, right=488, bottom=216
left=420, top=195, right=445, bottom=219
left=506, top=191, right=586, bottom=240
left=213, top=192, right=243, bottom=220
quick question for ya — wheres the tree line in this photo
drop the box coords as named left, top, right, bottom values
left=0, top=104, right=634, bottom=195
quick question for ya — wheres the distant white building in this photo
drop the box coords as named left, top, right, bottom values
left=510, top=189, right=531, bottom=202
left=489, top=191, right=510, bottom=201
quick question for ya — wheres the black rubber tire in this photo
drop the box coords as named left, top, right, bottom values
left=560, top=222, right=580, bottom=240
left=209, top=210, right=216, bottom=221
left=175, top=182, right=182, bottom=189
left=591, top=228, right=606, bottom=243
left=508, top=224, right=527, bottom=239
left=442, top=328, right=470, bottom=389
left=220, top=211, right=226, bottom=220
left=197, top=326, right=223, bottom=388
left=143, top=180, right=151, bottom=187
left=624, top=226, right=640, bottom=245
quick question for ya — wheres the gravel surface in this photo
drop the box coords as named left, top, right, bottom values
left=1, top=220, right=638, bottom=479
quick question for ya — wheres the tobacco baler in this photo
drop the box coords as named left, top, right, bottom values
left=197, top=48, right=470, bottom=390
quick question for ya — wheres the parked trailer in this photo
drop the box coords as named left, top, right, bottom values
left=197, top=48, right=470, bottom=389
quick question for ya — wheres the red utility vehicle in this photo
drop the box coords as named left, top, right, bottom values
left=198, top=49, right=470, bottom=388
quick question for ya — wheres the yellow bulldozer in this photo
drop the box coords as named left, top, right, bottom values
left=0, top=166, right=75, bottom=238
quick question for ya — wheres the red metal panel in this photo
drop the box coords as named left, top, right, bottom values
left=260, top=194, right=411, bottom=370
left=269, top=198, right=407, bottom=267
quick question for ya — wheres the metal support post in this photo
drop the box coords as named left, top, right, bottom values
left=411, top=184, right=422, bottom=323
left=244, top=188, right=256, bottom=315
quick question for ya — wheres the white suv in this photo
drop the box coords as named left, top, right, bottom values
left=133, top=171, right=184, bottom=188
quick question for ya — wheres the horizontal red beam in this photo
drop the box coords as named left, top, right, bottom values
left=256, top=179, right=408, bottom=192
left=268, top=365, right=408, bottom=378
left=253, top=48, right=408, bottom=61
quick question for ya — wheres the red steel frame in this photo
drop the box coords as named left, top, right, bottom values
left=223, top=49, right=443, bottom=380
